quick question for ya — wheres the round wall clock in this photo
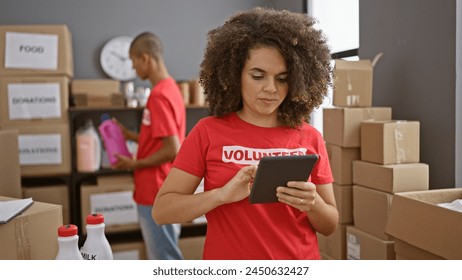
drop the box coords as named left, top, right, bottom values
left=100, top=36, right=137, bottom=81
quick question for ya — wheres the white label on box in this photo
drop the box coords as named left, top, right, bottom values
left=90, top=191, right=138, bottom=226
left=18, top=134, right=62, bottom=165
left=346, top=232, right=361, bottom=260
left=5, top=32, right=58, bottom=70
left=8, top=83, right=61, bottom=120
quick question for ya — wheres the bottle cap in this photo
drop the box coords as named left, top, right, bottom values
left=86, top=213, right=104, bottom=224
left=101, top=113, right=111, bottom=122
left=58, top=224, right=78, bottom=237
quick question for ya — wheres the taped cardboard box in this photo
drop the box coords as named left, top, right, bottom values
left=323, top=223, right=349, bottom=260
left=385, top=189, right=462, bottom=259
left=22, top=185, right=70, bottom=225
left=0, top=196, right=62, bottom=260
left=0, top=25, right=73, bottom=77
left=0, top=130, right=21, bottom=198
left=1, top=123, right=71, bottom=177
left=353, top=160, right=429, bottom=193
left=361, top=120, right=420, bottom=165
left=81, top=175, right=139, bottom=234
left=393, top=239, right=443, bottom=260
left=346, top=226, right=395, bottom=260
left=0, top=76, right=70, bottom=126
left=333, top=59, right=372, bottom=107
left=333, top=184, right=353, bottom=224
left=323, top=107, right=392, bottom=147
left=353, top=185, right=393, bottom=241
left=327, top=144, right=360, bottom=185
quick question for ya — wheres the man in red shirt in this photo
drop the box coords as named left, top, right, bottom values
left=113, top=32, right=185, bottom=260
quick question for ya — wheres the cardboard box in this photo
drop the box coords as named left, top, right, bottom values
left=333, top=59, right=373, bottom=107
left=0, top=130, right=21, bottom=198
left=353, top=160, right=429, bottom=193
left=0, top=76, right=70, bottom=126
left=327, top=144, right=360, bottom=185
left=346, top=226, right=395, bottom=260
left=323, top=223, right=349, bottom=260
left=353, top=185, right=393, bottom=241
left=0, top=25, right=73, bottom=77
left=112, top=240, right=147, bottom=260
left=22, top=185, right=70, bottom=225
left=385, top=189, right=462, bottom=259
left=1, top=123, right=71, bottom=177
left=0, top=196, right=63, bottom=260
left=323, top=107, right=392, bottom=147
left=179, top=236, right=205, bottom=260
left=393, top=239, right=443, bottom=260
left=361, top=120, right=420, bottom=165
left=81, top=175, right=139, bottom=234
left=333, top=184, right=353, bottom=224
left=70, top=79, right=123, bottom=107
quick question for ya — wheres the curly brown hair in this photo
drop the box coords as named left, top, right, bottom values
left=199, top=7, right=332, bottom=128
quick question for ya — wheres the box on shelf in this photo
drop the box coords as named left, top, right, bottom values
left=0, top=196, right=62, bottom=260
left=22, top=184, right=70, bottom=225
left=333, top=184, right=353, bottom=224
left=327, top=144, right=360, bottom=185
left=0, top=76, right=70, bottom=126
left=81, top=175, right=139, bottom=234
left=394, top=239, right=443, bottom=260
left=0, top=25, right=73, bottom=77
left=353, top=160, right=429, bottom=193
left=0, top=123, right=71, bottom=177
left=0, top=130, right=21, bottom=198
left=70, top=79, right=123, bottom=108
left=323, top=107, right=392, bottom=147
left=361, top=120, right=420, bottom=165
left=385, top=188, right=462, bottom=260
left=179, top=236, right=205, bottom=260
left=333, top=59, right=373, bottom=107
left=320, top=223, right=349, bottom=260
left=353, top=185, right=393, bottom=241
left=346, top=226, right=395, bottom=260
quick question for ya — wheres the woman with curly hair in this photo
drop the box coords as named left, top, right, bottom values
left=153, top=7, right=338, bottom=260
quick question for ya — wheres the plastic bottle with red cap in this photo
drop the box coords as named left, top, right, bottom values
left=55, top=224, right=84, bottom=260
left=80, top=213, right=113, bottom=260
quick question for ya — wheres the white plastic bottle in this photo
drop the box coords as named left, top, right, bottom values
left=80, top=213, right=113, bottom=260
left=55, top=224, right=84, bottom=260
left=76, top=119, right=102, bottom=172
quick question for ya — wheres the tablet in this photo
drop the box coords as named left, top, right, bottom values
left=249, top=154, right=319, bottom=204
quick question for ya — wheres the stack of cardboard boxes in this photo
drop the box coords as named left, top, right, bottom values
left=347, top=119, right=429, bottom=259
left=0, top=24, right=74, bottom=220
left=318, top=57, right=392, bottom=259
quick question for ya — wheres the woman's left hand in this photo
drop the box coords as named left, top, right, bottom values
left=276, top=181, right=317, bottom=212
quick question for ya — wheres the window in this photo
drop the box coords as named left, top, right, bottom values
left=306, top=0, right=359, bottom=134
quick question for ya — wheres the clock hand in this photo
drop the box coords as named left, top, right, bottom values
left=110, top=51, right=128, bottom=62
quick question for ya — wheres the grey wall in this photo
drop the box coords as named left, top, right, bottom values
left=359, top=0, right=457, bottom=188
left=0, top=0, right=275, bottom=87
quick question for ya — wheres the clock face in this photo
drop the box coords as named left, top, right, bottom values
left=100, top=36, right=137, bottom=81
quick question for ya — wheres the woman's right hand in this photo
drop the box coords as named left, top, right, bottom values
left=217, top=165, right=257, bottom=204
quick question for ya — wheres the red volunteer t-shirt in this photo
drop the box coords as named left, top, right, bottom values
left=134, top=77, right=186, bottom=205
left=172, top=112, right=333, bottom=259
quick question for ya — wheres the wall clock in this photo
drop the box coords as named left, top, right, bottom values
left=100, top=36, right=137, bottom=81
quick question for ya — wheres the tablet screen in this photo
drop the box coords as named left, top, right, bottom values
left=249, top=154, right=319, bottom=204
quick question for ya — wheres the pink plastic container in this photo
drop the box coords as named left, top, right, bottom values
left=98, top=118, right=131, bottom=165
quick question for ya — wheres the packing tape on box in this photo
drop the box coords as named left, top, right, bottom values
left=363, top=108, right=376, bottom=121
left=346, top=95, right=360, bottom=106
left=14, top=216, right=31, bottom=260
left=394, top=121, right=408, bottom=163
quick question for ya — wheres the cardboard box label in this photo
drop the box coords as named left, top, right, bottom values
left=89, top=191, right=138, bottom=226
left=5, top=32, right=58, bottom=70
left=8, top=83, right=61, bottom=120
left=346, top=232, right=360, bottom=260
left=18, top=134, right=62, bottom=165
